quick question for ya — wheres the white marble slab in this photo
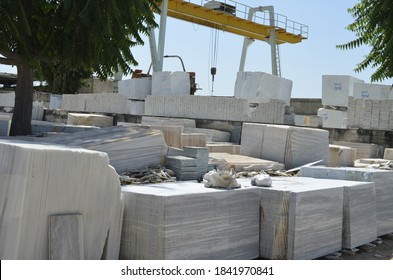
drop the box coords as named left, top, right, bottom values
left=120, top=182, right=260, bottom=260
left=0, top=140, right=123, bottom=259
left=299, top=166, right=392, bottom=236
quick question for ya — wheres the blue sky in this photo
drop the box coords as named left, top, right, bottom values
left=1, top=0, right=392, bottom=98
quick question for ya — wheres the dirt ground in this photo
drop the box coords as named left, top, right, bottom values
left=318, top=233, right=393, bottom=260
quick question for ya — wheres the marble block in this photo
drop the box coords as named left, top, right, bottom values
left=322, top=75, right=364, bottom=107
left=0, top=92, right=15, bottom=107
left=120, top=182, right=260, bottom=259
left=234, top=72, right=292, bottom=106
left=240, top=123, right=329, bottom=169
left=67, top=113, right=114, bottom=128
left=317, top=108, right=347, bottom=129
left=118, top=77, right=152, bottom=100
left=40, top=126, right=168, bottom=174
left=0, top=140, right=123, bottom=259
left=238, top=177, right=345, bottom=259
left=333, top=141, right=379, bottom=159
left=299, top=166, right=392, bottom=236
left=328, top=144, right=356, bottom=167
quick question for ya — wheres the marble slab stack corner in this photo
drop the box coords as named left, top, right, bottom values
left=120, top=182, right=260, bottom=260
left=0, top=140, right=123, bottom=259
left=299, top=166, right=393, bottom=237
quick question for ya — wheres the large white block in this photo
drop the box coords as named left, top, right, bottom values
left=234, top=72, right=292, bottom=106
left=0, top=92, right=15, bottom=107
left=240, top=123, right=329, bottom=169
left=67, top=113, right=113, bottom=128
left=322, top=75, right=364, bottom=107
left=49, top=94, right=62, bottom=110
left=238, top=177, right=348, bottom=259
left=0, top=140, right=123, bottom=259
left=353, top=82, right=393, bottom=100
left=328, top=144, right=356, bottom=167
left=118, top=77, right=152, bottom=100
left=333, top=141, right=379, bottom=159
left=317, top=108, right=347, bottom=129
left=299, top=166, right=393, bottom=236
left=40, top=126, right=168, bottom=174
left=120, top=182, right=260, bottom=259
left=152, top=71, right=190, bottom=96
left=129, top=100, right=145, bottom=115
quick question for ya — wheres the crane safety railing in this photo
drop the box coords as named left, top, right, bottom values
left=178, top=0, right=309, bottom=39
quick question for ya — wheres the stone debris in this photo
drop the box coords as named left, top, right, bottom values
left=119, top=166, right=177, bottom=185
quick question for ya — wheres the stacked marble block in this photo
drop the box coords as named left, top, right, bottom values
left=67, top=113, right=113, bottom=128
left=0, top=140, right=123, bottom=259
left=40, top=126, right=168, bottom=174
left=61, top=93, right=144, bottom=115
left=165, top=147, right=209, bottom=181
left=240, top=123, right=329, bottom=169
left=120, top=182, right=260, bottom=259
left=238, top=176, right=375, bottom=259
left=145, top=95, right=286, bottom=124
left=299, top=166, right=393, bottom=237
left=321, top=75, right=393, bottom=130
left=118, top=77, right=152, bottom=114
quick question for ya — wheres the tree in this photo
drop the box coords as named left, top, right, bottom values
left=0, top=0, right=159, bottom=135
left=337, top=0, right=393, bottom=82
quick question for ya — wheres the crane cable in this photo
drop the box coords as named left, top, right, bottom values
left=209, top=27, right=219, bottom=94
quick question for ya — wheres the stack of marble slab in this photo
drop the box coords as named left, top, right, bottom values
left=234, top=71, right=292, bottom=106
left=333, top=141, right=379, bottom=159
left=184, top=127, right=231, bottom=142
left=120, top=182, right=260, bottom=259
left=183, top=146, right=209, bottom=181
left=31, top=120, right=100, bottom=135
left=328, top=144, right=356, bottom=167
left=206, top=143, right=240, bottom=154
left=67, top=113, right=113, bottom=128
left=61, top=93, right=144, bottom=115
left=165, top=155, right=199, bottom=181
left=240, top=123, right=329, bottom=169
left=0, top=140, right=123, bottom=259
left=141, top=116, right=196, bottom=128
left=240, top=176, right=376, bottom=259
left=209, top=153, right=284, bottom=172
left=145, top=95, right=249, bottom=122
left=40, top=126, right=168, bottom=174
left=299, top=166, right=393, bottom=237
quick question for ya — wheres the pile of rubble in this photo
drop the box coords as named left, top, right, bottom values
left=119, top=166, right=177, bottom=185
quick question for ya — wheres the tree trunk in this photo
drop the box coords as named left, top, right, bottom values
left=10, top=61, right=34, bottom=136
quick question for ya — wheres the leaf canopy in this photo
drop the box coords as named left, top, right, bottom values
left=337, top=0, right=393, bottom=82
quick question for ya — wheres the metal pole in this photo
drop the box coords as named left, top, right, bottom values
left=157, top=0, right=169, bottom=72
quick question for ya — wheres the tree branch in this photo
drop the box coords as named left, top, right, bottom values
left=0, top=56, right=17, bottom=66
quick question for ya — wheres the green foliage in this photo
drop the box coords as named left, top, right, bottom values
left=337, top=0, right=393, bottom=82
left=0, top=0, right=160, bottom=79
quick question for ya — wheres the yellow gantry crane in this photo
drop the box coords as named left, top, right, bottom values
left=150, top=0, right=308, bottom=78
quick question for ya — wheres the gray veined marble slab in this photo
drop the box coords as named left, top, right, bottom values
left=239, top=176, right=375, bottom=259
left=120, top=181, right=260, bottom=260
left=299, top=166, right=392, bottom=237
left=39, top=125, right=168, bottom=174
left=0, top=140, right=123, bottom=259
